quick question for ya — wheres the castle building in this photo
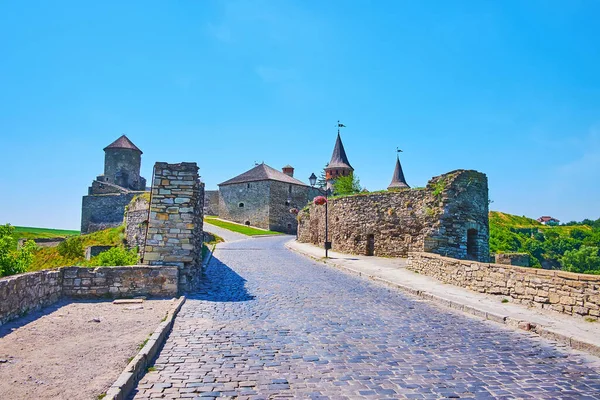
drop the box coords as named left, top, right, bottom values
left=81, top=135, right=148, bottom=234
left=325, top=133, right=353, bottom=190
left=205, top=163, right=319, bottom=234
left=387, top=154, right=410, bottom=190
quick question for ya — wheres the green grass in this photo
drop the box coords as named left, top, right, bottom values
left=204, top=217, right=283, bottom=236
left=10, top=226, right=80, bottom=250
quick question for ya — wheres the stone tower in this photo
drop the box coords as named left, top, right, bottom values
left=388, top=154, right=410, bottom=190
left=102, top=135, right=146, bottom=191
left=325, top=133, right=353, bottom=190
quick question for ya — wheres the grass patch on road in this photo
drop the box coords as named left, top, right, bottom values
left=204, top=217, right=283, bottom=236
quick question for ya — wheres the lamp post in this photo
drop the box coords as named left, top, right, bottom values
left=309, top=173, right=331, bottom=258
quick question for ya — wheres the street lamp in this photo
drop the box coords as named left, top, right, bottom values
left=309, top=173, right=331, bottom=258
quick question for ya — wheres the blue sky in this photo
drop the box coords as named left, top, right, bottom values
left=1, top=0, right=599, bottom=230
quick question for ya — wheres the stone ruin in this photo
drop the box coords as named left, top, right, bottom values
left=298, top=169, right=490, bottom=262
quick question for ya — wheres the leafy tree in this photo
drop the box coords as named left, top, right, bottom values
left=333, top=173, right=361, bottom=196
left=0, top=224, right=36, bottom=277
left=560, top=246, right=600, bottom=274
left=88, top=246, right=138, bottom=266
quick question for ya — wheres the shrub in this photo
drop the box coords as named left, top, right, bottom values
left=332, top=174, right=361, bottom=196
left=0, top=224, right=35, bottom=277
left=58, top=236, right=84, bottom=258
left=89, top=246, right=138, bottom=266
left=560, top=246, right=600, bottom=274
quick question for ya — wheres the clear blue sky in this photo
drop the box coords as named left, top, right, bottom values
left=1, top=0, right=599, bottom=230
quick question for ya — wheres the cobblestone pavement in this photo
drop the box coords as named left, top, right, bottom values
left=132, top=236, right=600, bottom=399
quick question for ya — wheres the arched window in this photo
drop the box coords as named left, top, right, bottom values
left=245, top=221, right=250, bottom=226
left=467, top=229, right=478, bottom=258
left=238, top=202, right=244, bottom=208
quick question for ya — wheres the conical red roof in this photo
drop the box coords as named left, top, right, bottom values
left=103, top=135, right=142, bottom=153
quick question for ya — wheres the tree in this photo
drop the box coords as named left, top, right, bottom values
left=560, top=246, right=600, bottom=274
left=333, top=173, right=362, bottom=196
left=316, top=163, right=328, bottom=189
left=0, top=224, right=36, bottom=277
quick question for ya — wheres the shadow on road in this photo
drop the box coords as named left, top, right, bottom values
left=194, top=255, right=254, bottom=302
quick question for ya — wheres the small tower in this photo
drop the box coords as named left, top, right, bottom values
left=103, top=135, right=146, bottom=191
left=388, top=153, right=409, bottom=190
left=282, top=164, right=295, bottom=177
left=325, top=132, right=353, bottom=190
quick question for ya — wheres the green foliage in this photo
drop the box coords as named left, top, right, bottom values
left=332, top=174, right=361, bottom=196
left=316, top=164, right=328, bottom=189
left=560, top=246, right=600, bottom=274
left=431, top=178, right=446, bottom=198
left=88, top=246, right=138, bottom=266
left=0, top=224, right=36, bottom=277
left=490, top=211, right=600, bottom=273
left=58, top=236, right=85, bottom=258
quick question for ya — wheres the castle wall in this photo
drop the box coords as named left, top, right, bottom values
left=218, top=181, right=271, bottom=230
left=124, top=194, right=150, bottom=258
left=204, top=190, right=220, bottom=216
left=297, top=170, right=489, bottom=262
left=268, top=182, right=310, bottom=234
left=81, top=192, right=139, bottom=234
left=407, top=252, right=600, bottom=318
left=104, top=148, right=145, bottom=191
left=143, top=162, right=204, bottom=293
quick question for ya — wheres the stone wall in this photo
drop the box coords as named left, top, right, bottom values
left=125, top=193, right=150, bottom=258
left=298, top=170, right=489, bottom=261
left=62, top=266, right=177, bottom=298
left=85, top=245, right=114, bottom=260
left=204, top=190, right=220, bottom=216
left=81, top=192, right=140, bottom=234
left=104, top=148, right=146, bottom=191
left=269, top=181, right=311, bottom=234
left=143, top=162, right=204, bottom=293
left=407, top=252, right=600, bottom=318
left=218, top=181, right=272, bottom=229
left=495, top=253, right=531, bottom=267
left=18, top=237, right=65, bottom=249
left=0, top=266, right=178, bottom=326
left=0, top=270, right=62, bottom=326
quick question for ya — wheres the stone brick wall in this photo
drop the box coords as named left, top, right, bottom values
left=298, top=170, right=489, bottom=261
left=81, top=192, right=140, bottom=234
left=0, top=266, right=178, bottom=326
left=495, top=253, right=531, bottom=267
left=62, top=266, right=178, bottom=298
left=0, top=270, right=62, bottom=326
left=218, top=181, right=272, bottom=229
left=125, top=193, right=150, bottom=258
left=407, top=252, right=600, bottom=318
left=204, top=190, right=220, bottom=216
left=103, top=148, right=146, bottom=191
left=269, top=181, right=310, bottom=234
left=143, top=162, right=204, bottom=293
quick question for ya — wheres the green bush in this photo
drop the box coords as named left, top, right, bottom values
left=560, top=246, right=600, bottom=274
left=88, top=246, right=138, bottom=266
left=0, top=224, right=35, bottom=277
left=57, top=236, right=84, bottom=258
left=332, top=174, right=362, bottom=196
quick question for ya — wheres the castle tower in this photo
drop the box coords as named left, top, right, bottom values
left=325, top=132, right=353, bottom=190
left=102, top=135, right=146, bottom=191
left=387, top=154, right=410, bottom=190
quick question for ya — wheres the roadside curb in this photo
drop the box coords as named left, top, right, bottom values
left=103, top=296, right=186, bottom=400
left=285, top=241, right=600, bottom=358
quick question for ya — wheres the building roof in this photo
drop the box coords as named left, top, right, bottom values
left=325, top=133, right=353, bottom=170
left=103, top=135, right=143, bottom=153
left=219, top=163, right=309, bottom=186
left=537, top=216, right=559, bottom=222
left=388, top=155, right=410, bottom=189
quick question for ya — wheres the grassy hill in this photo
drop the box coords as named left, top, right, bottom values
left=11, top=226, right=79, bottom=250
left=489, top=211, right=600, bottom=273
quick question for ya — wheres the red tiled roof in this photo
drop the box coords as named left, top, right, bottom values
left=103, top=135, right=142, bottom=153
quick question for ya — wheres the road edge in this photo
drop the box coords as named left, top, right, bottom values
left=103, top=295, right=186, bottom=400
left=285, top=240, right=600, bottom=358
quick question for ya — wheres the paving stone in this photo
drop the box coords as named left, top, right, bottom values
left=132, top=237, right=600, bottom=399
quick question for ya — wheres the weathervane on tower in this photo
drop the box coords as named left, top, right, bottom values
left=337, top=120, right=346, bottom=134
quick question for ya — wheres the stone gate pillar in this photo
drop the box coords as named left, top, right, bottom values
left=143, top=162, right=204, bottom=293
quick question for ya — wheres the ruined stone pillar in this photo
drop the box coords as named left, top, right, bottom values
left=143, top=162, right=204, bottom=293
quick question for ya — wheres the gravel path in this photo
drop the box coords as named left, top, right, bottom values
left=132, top=236, right=600, bottom=399
left=0, top=298, right=174, bottom=400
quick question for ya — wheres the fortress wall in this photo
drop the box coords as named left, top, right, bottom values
left=125, top=194, right=150, bottom=258
left=81, top=192, right=139, bottom=234
left=204, top=190, right=220, bottom=216
left=218, top=181, right=271, bottom=230
left=408, top=252, right=600, bottom=318
left=143, top=162, right=204, bottom=293
left=297, top=170, right=489, bottom=261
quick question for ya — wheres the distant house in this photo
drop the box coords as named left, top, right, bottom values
left=537, top=216, right=560, bottom=226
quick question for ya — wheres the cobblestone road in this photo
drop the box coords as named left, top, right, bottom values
left=132, top=236, right=600, bottom=399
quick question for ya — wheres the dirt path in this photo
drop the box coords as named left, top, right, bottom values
left=0, top=298, right=175, bottom=400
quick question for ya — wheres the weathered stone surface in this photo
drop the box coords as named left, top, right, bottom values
left=143, top=162, right=204, bottom=293
left=407, top=252, right=600, bottom=318
left=85, top=245, right=115, bottom=260
left=298, top=170, right=489, bottom=261
left=495, top=253, right=531, bottom=267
